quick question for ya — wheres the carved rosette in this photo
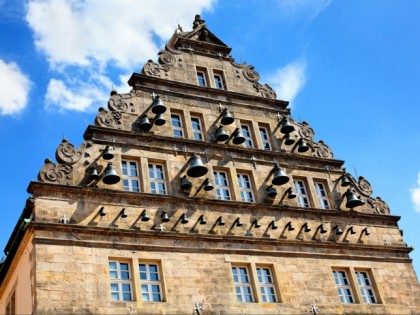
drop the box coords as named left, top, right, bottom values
left=55, top=139, right=81, bottom=164
left=242, top=66, right=260, bottom=82
left=108, top=93, right=136, bottom=114
left=368, top=197, right=390, bottom=215
left=158, top=51, right=176, bottom=66
left=311, top=140, right=334, bottom=159
left=142, top=59, right=170, bottom=77
left=253, top=83, right=276, bottom=99
left=298, top=121, right=315, bottom=141
left=356, top=176, right=373, bottom=196
left=95, top=108, right=122, bottom=129
left=38, top=158, right=73, bottom=185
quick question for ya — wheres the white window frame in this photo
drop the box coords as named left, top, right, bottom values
left=314, top=181, right=330, bottom=209
left=257, top=266, right=278, bottom=303
left=213, top=73, right=224, bottom=89
left=191, top=115, right=204, bottom=141
left=332, top=270, right=355, bottom=304
left=197, top=70, right=207, bottom=87
left=232, top=266, right=255, bottom=303
left=122, top=160, right=140, bottom=192
left=294, top=180, right=311, bottom=208
left=355, top=271, right=378, bottom=304
left=214, top=171, right=231, bottom=201
left=259, top=127, right=272, bottom=150
left=237, top=173, right=255, bottom=203
left=109, top=261, right=133, bottom=301
left=241, top=124, right=254, bottom=148
left=149, top=163, right=167, bottom=195
left=171, top=113, right=184, bottom=138
left=139, top=263, right=163, bottom=302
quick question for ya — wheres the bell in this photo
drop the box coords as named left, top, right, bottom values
left=345, top=191, right=365, bottom=208
left=341, top=175, right=351, bottom=187
left=363, top=228, right=370, bottom=236
left=270, top=221, right=278, bottom=230
left=303, top=223, right=311, bottom=233
left=266, top=185, right=277, bottom=198
left=320, top=224, right=328, bottom=234
left=120, top=208, right=127, bottom=218
left=203, top=178, right=214, bottom=191
left=151, top=96, right=166, bottom=114
left=154, top=113, right=166, bottom=126
left=220, top=109, right=234, bottom=125
left=297, top=139, right=309, bottom=153
left=287, top=188, right=297, bottom=199
left=349, top=227, right=356, bottom=235
left=102, top=146, right=114, bottom=160
left=280, top=117, right=295, bottom=134
left=284, top=133, right=295, bottom=145
left=180, top=176, right=193, bottom=191
left=187, top=154, right=208, bottom=178
left=215, top=126, right=229, bottom=142
left=99, top=207, right=106, bottom=217
left=139, top=116, right=153, bottom=131
left=217, top=216, right=225, bottom=226
left=234, top=218, right=243, bottom=227
left=180, top=213, right=189, bottom=224
left=141, top=211, right=150, bottom=222
left=271, top=165, right=289, bottom=186
left=161, top=212, right=170, bottom=222
left=286, top=222, right=295, bottom=231
left=102, top=162, right=121, bottom=185
left=232, top=129, right=246, bottom=145
left=89, top=166, right=99, bottom=180
left=334, top=225, right=343, bottom=235
left=199, top=215, right=207, bottom=225
left=253, top=219, right=261, bottom=229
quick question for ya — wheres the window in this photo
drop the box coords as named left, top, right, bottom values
left=294, top=180, right=310, bottom=208
left=259, top=127, right=271, bottom=150
left=5, top=291, right=15, bottom=315
left=196, top=68, right=208, bottom=87
left=109, top=261, right=133, bottom=301
left=355, top=271, right=378, bottom=304
left=257, top=267, right=278, bottom=303
left=241, top=124, right=254, bottom=148
left=232, top=266, right=255, bottom=303
left=332, top=270, right=355, bottom=304
left=237, top=173, right=255, bottom=202
left=213, top=74, right=224, bottom=89
left=314, top=182, right=330, bottom=209
left=214, top=171, right=231, bottom=200
left=139, top=263, right=163, bottom=302
left=149, top=163, right=167, bottom=194
left=171, top=114, right=184, bottom=138
left=122, top=160, right=140, bottom=192
left=191, top=116, right=204, bottom=141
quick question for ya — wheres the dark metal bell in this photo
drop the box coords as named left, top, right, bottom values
left=139, top=116, right=153, bottom=131
left=220, top=109, right=234, bottom=125
left=334, top=225, right=343, bottom=235
left=102, top=162, right=121, bottom=185
left=102, top=146, right=114, bottom=160
left=161, top=212, right=170, bottom=222
left=287, top=188, right=297, bottom=199
left=180, top=213, right=189, bottom=224
left=320, top=224, right=328, bottom=234
left=284, top=133, right=295, bottom=145
left=266, top=185, right=277, bottom=198
left=120, top=208, right=127, bottom=218
left=199, top=215, right=207, bottom=225
left=253, top=219, right=261, bottom=228
left=341, top=175, right=351, bottom=187
left=215, top=126, right=229, bottom=142
left=217, top=216, right=225, bottom=226
left=151, top=96, right=166, bottom=114
left=141, top=211, right=150, bottom=222
left=345, top=191, right=365, bottom=208
left=280, top=117, right=295, bottom=134
left=187, top=154, right=208, bottom=178
left=272, top=165, right=289, bottom=186
left=303, top=224, right=311, bottom=233
left=89, top=166, right=99, bottom=180
left=270, top=221, right=278, bottom=230
left=99, top=207, right=106, bottom=217
left=180, top=176, right=192, bottom=191
left=232, top=129, right=246, bottom=145
left=154, top=113, right=166, bottom=126
left=203, top=178, right=214, bottom=191
left=297, top=139, right=309, bottom=153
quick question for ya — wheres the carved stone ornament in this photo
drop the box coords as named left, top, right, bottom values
left=142, top=59, right=170, bottom=77
left=368, top=196, right=390, bottom=215
left=95, top=108, right=122, bottom=129
left=298, top=121, right=315, bottom=140
left=55, top=139, right=93, bottom=165
left=108, top=92, right=136, bottom=114
left=38, top=158, right=73, bottom=185
left=311, top=140, right=334, bottom=159
left=229, top=58, right=246, bottom=68
left=242, top=65, right=260, bottom=82
left=357, top=176, right=373, bottom=196
left=253, top=82, right=276, bottom=99
left=158, top=50, right=176, bottom=66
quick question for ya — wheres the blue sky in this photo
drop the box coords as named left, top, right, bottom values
left=1, top=0, right=419, bottom=275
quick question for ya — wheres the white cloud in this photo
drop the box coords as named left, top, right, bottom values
left=0, top=59, right=32, bottom=115
left=411, top=172, right=420, bottom=213
left=276, top=0, right=331, bottom=23
left=267, top=59, right=307, bottom=106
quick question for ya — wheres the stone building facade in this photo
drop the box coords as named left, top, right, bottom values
left=0, top=15, right=419, bottom=314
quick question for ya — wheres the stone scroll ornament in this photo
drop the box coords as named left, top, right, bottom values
left=367, top=197, right=390, bottom=215
left=253, top=82, right=277, bottom=99
left=242, top=65, right=260, bottom=82
left=142, top=59, right=170, bottom=77
left=158, top=50, right=176, bottom=66
left=298, top=121, right=315, bottom=141
left=55, top=139, right=93, bottom=165
left=108, top=92, right=136, bottom=114
left=95, top=107, right=122, bottom=129
left=38, top=158, right=73, bottom=185
left=311, top=140, right=334, bottom=159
